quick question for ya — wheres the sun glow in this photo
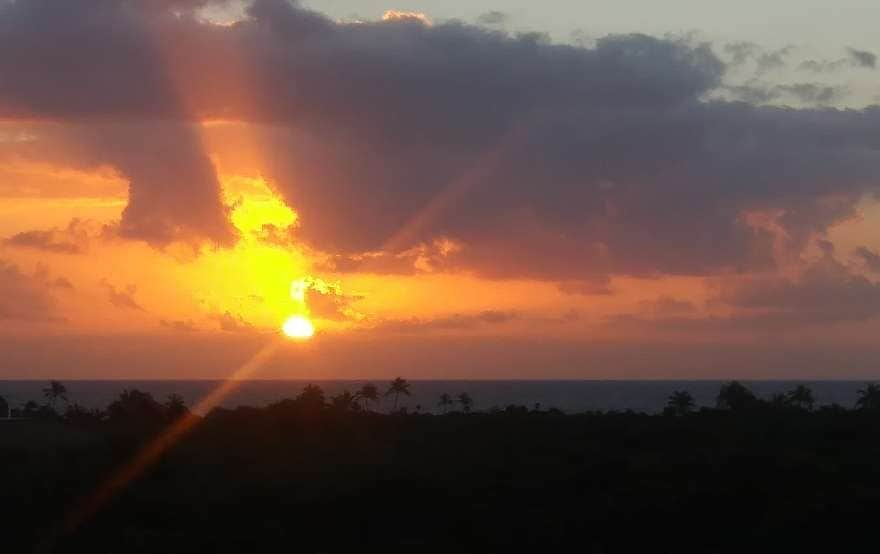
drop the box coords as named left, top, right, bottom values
left=282, top=315, right=315, bottom=339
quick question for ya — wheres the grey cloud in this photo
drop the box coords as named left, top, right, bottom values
left=0, top=259, right=63, bottom=321
left=639, top=295, right=698, bottom=316
left=4, top=218, right=95, bottom=254
left=100, top=280, right=144, bottom=311
left=847, top=48, right=876, bottom=69
left=1, top=1, right=880, bottom=281
left=718, top=255, right=880, bottom=323
left=776, top=83, right=845, bottom=104
left=557, top=278, right=614, bottom=296
left=305, top=285, right=362, bottom=321
left=722, top=42, right=792, bottom=74
left=476, top=11, right=507, bottom=25
left=160, top=318, right=198, bottom=332
left=799, top=48, right=876, bottom=73
left=725, top=82, right=846, bottom=105
left=372, top=310, right=519, bottom=333
left=856, top=247, right=880, bottom=273
left=211, top=311, right=254, bottom=333
left=723, top=42, right=760, bottom=66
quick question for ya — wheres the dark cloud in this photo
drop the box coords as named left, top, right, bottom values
left=210, top=311, right=253, bottom=333
left=1, top=1, right=879, bottom=281
left=4, top=218, right=95, bottom=254
left=722, top=42, right=792, bottom=74
left=723, top=42, right=760, bottom=66
left=856, top=247, right=880, bottom=273
left=725, top=82, right=846, bottom=105
left=372, top=310, right=519, bottom=333
left=476, top=11, right=507, bottom=25
left=775, top=83, right=844, bottom=104
left=304, top=281, right=362, bottom=321
left=317, top=239, right=460, bottom=275
left=557, top=278, right=613, bottom=296
left=100, top=280, right=144, bottom=311
left=639, top=295, right=698, bottom=316
left=0, top=259, right=63, bottom=321
left=717, top=254, right=880, bottom=323
left=847, top=47, right=877, bottom=69
left=799, top=48, right=876, bottom=73
left=160, top=318, right=198, bottom=332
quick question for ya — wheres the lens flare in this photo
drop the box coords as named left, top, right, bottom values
left=282, top=315, right=314, bottom=339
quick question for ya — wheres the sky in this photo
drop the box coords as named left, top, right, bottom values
left=1, top=0, right=879, bottom=379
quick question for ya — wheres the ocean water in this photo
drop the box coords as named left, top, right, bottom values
left=0, top=380, right=872, bottom=415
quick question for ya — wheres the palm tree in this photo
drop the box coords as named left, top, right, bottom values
left=385, top=377, right=411, bottom=411
left=438, top=393, right=453, bottom=414
left=331, top=390, right=357, bottom=412
left=165, top=394, right=189, bottom=420
left=296, top=384, right=326, bottom=412
left=42, top=380, right=68, bottom=409
left=457, top=392, right=473, bottom=413
left=716, top=381, right=757, bottom=411
left=785, top=385, right=815, bottom=411
left=664, top=390, right=695, bottom=416
left=357, top=383, right=379, bottom=412
left=0, top=394, right=8, bottom=419
left=107, top=389, right=165, bottom=424
left=856, top=383, right=880, bottom=411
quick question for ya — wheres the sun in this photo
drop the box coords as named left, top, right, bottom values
left=282, top=315, right=315, bottom=339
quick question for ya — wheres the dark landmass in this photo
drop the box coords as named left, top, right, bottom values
left=3, top=381, right=880, bottom=553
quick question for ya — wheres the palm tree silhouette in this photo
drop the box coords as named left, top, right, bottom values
left=42, top=380, right=68, bottom=409
left=716, top=381, right=757, bottom=411
left=296, top=384, right=327, bottom=412
left=0, top=394, right=8, bottom=419
left=331, top=390, right=357, bottom=412
left=856, top=383, right=880, bottom=410
left=664, top=390, right=695, bottom=416
left=385, top=377, right=411, bottom=411
left=785, top=385, right=815, bottom=411
left=457, top=392, right=473, bottom=413
left=357, top=383, right=379, bottom=412
left=165, top=394, right=189, bottom=420
left=438, top=393, right=453, bottom=414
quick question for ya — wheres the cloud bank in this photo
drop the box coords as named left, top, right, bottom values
left=0, top=0, right=878, bottom=285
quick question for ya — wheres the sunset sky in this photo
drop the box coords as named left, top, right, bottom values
left=2, top=0, right=880, bottom=379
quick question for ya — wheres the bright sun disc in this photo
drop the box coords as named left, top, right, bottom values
left=282, top=315, right=315, bottom=339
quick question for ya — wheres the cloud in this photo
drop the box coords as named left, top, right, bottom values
left=210, top=311, right=253, bottom=333
left=847, top=48, right=877, bottom=69
left=100, top=280, right=144, bottom=311
left=774, top=83, right=845, bottom=104
left=1, top=1, right=879, bottom=283
left=371, top=310, right=519, bottom=333
left=160, top=318, right=199, bottom=332
left=717, top=254, right=880, bottom=323
left=721, top=42, right=792, bottom=74
left=303, top=279, right=362, bottom=321
left=639, top=295, right=698, bottom=317
left=855, top=247, right=880, bottom=273
left=476, top=11, right=507, bottom=25
left=381, top=10, right=432, bottom=26
left=4, top=218, right=97, bottom=254
left=318, top=239, right=461, bottom=275
left=557, top=278, right=613, bottom=296
left=799, top=48, right=876, bottom=73
left=0, top=259, right=64, bottom=321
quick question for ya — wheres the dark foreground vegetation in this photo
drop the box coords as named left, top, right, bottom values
left=3, top=380, right=880, bottom=553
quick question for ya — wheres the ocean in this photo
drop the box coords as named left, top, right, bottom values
left=0, top=380, right=872, bottom=415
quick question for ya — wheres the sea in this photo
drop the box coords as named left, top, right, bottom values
left=0, top=380, right=872, bottom=415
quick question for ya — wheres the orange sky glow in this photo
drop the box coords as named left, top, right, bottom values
left=2, top=1, right=880, bottom=379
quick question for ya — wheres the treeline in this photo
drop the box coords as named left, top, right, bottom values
left=5, top=379, right=880, bottom=552
left=3, top=378, right=880, bottom=426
